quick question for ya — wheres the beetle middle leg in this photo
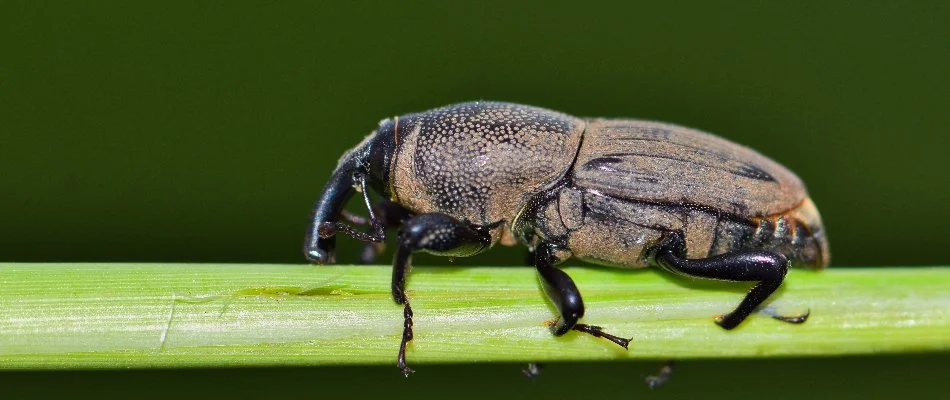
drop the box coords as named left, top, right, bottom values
left=534, top=243, right=631, bottom=349
left=653, top=231, right=809, bottom=329
left=391, top=213, right=497, bottom=376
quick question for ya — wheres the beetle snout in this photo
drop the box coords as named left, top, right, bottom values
left=304, top=231, right=338, bottom=265
left=303, top=224, right=336, bottom=264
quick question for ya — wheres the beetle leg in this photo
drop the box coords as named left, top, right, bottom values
left=333, top=207, right=387, bottom=263
left=391, top=213, right=495, bottom=376
left=365, top=198, right=414, bottom=264
left=653, top=231, right=803, bottom=329
left=347, top=199, right=415, bottom=264
left=534, top=243, right=631, bottom=349
left=317, top=174, right=387, bottom=243
left=317, top=178, right=415, bottom=264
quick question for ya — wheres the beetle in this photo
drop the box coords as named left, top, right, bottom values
left=304, top=101, right=829, bottom=376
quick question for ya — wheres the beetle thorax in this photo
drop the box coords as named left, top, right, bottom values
left=389, top=102, right=585, bottom=239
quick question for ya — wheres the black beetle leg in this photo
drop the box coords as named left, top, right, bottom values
left=334, top=207, right=386, bottom=263
left=535, top=243, right=631, bottom=349
left=391, top=213, right=496, bottom=376
left=654, top=231, right=805, bottom=329
left=341, top=207, right=387, bottom=263
left=318, top=174, right=387, bottom=243
left=351, top=198, right=414, bottom=264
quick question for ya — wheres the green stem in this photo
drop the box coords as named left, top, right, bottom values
left=1, top=263, right=947, bottom=369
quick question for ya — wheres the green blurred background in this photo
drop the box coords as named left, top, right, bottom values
left=2, top=1, right=948, bottom=398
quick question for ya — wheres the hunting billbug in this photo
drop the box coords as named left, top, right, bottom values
left=304, top=101, right=829, bottom=375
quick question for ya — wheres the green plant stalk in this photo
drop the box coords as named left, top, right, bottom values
left=0, top=263, right=947, bottom=369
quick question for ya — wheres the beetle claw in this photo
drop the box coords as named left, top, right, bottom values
left=571, top=324, right=631, bottom=349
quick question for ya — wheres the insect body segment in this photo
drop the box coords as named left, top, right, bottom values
left=305, top=101, right=829, bottom=375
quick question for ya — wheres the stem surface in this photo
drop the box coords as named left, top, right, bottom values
left=1, top=263, right=947, bottom=369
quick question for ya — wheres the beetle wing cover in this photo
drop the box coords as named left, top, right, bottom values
left=573, top=119, right=806, bottom=217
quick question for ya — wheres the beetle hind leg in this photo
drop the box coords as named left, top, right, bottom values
left=653, top=231, right=805, bottom=329
left=535, top=243, right=632, bottom=349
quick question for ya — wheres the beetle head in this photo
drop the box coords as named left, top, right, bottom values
left=304, top=118, right=398, bottom=264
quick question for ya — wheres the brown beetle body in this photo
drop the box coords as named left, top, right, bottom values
left=305, top=101, right=829, bottom=376
left=383, top=102, right=828, bottom=269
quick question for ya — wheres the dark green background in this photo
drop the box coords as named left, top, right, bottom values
left=2, top=1, right=948, bottom=399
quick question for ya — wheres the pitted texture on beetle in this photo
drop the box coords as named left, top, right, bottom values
left=573, top=119, right=806, bottom=217
left=391, top=102, right=584, bottom=232
left=527, top=120, right=828, bottom=269
left=380, top=101, right=828, bottom=268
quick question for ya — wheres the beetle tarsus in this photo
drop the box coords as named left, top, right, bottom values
left=319, top=221, right=385, bottom=242
left=571, top=324, right=631, bottom=349
left=393, top=246, right=416, bottom=376
left=397, top=303, right=415, bottom=377
left=655, top=231, right=791, bottom=330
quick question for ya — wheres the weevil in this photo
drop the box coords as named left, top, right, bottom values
left=304, top=101, right=829, bottom=375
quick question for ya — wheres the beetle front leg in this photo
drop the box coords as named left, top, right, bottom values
left=391, top=213, right=496, bottom=376
left=316, top=174, right=388, bottom=243
left=338, top=198, right=414, bottom=264
left=654, top=231, right=809, bottom=329
left=534, top=243, right=631, bottom=349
